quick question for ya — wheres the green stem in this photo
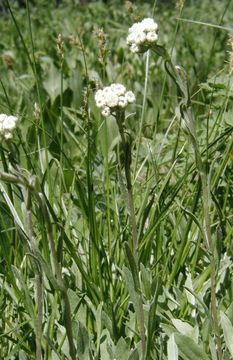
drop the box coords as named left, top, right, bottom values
left=116, top=112, right=146, bottom=360
left=60, top=58, right=64, bottom=170
left=26, top=205, right=43, bottom=360
left=37, top=193, right=77, bottom=360
left=134, top=51, right=150, bottom=178
left=24, top=188, right=43, bottom=360
left=35, top=273, right=43, bottom=360
left=116, top=112, right=138, bottom=256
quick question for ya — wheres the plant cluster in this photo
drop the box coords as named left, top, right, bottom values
left=0, top=1, right=232, bottom=360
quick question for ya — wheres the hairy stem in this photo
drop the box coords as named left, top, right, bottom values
left=116, top=112, right=146, bottom=360
left=37, top=193, right=77, bottom=360
left=26, top=194, right=43, bottom=360
left=35, top=273, right=43, bottom=360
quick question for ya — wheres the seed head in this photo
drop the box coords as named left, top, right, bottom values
left=57, top=33, right=64, bottom=62
left=228, top=35, right=233, bottom=74
left=175, top=0, right=185, bottom=11
left=94, top=27, right=108, bottom=66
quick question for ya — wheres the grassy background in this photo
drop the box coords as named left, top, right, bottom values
left=0, top=0, right=233, bottom=359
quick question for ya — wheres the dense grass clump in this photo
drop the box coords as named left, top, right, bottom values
left=0, top=1, right=233, bottom=359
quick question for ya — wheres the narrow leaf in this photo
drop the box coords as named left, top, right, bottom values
left=220, top=311, right=233, bottom=357
left=174, top=333, right=209, bottom=360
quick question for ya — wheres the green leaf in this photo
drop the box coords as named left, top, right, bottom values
left=167, top=334, right=178, bottom=360
left=172, top=319, right=198, bottom=343
left=96, top=302, right=103, bottom=355
left=76, top=321, right=90, bottom=360
left=128, top=348, right=139, bottom=360
left=140, top=264, right=151, bottom=299
left=11, top=266, right=36, bottom=327
left=123, top=242, right=139, bottom=291
left=67, top=288, right=80, bottom=314
left=174, top=333, right=209, bottom=360
left=98, top=116, right=120, bottom=158
left=220, top=311, right=233, bottom=357
left=115, top=337, right=130, bottom=360
left=123, top=266, right=140, bottom=315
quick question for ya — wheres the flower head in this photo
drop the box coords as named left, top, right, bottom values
left=127, top=18, right=158, bottom=53
left=95, top=83, right=135, bottom=117
left=0, top=114, right=18, bottom=140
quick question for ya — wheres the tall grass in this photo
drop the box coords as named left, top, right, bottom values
left=0, top=0, right=233, bottom=359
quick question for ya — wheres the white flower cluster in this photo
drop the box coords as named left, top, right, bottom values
left=0, top=114, right=18, bottom=140
left=127, top=18, right=158, bottom=53
left=95, top=83, right=136, bottom=117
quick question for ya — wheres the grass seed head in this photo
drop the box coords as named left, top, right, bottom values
left=175, top=0, right=185, bottom=11
left=94, top=27, right=108, bottom=66
left=228, top=35, right=233, bottom=74
left=57, top=33, right=64, bottom=62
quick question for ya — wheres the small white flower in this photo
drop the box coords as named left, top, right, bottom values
left=134, top=32, right=146, bottom=45
left=4, top=132, right=13, bottom=140
left=127, top=17, right=158, bottom=53
left=141, top=18, right=158, bottom=32
left=0, top=114, right=7, bottom=123
left=95, top=83, right=135, bottom=117
left=125, top=91, right=136, bottom=104
left=95, top=89, right=104, bottom=101
left=105, top=91, right=119, bottom=108
left=118, top=96, right=128, bottom=108
left=102, top=86, right=113, bottom=96
left=0, top=113, right=18, bottom=140
left=4, top=116, right=17, bottom=130
left=129, top=22, right=140, bottom=34
left=146, top=31, right=158, bottom=43
left=111, top=83, right=126, bottom=96
left=101, top=106, right=111, bottom=117
left=126, top=33, right=136, bottom=45
left=96, top=97, right=106, bottom=108
left=130, top=43, right=139, bottom=53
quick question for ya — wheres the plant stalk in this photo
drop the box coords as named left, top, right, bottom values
left=37, top=193, right=77, bottom=360
left=116, top=112, right=146, bottom=360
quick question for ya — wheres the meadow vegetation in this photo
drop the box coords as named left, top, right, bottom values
left=0, top=0, right=233, bottom=359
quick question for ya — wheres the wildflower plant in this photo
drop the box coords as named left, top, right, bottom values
left=95, top=82, right=148, bottom=359
left=127, top=16, right=223, bottom=360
